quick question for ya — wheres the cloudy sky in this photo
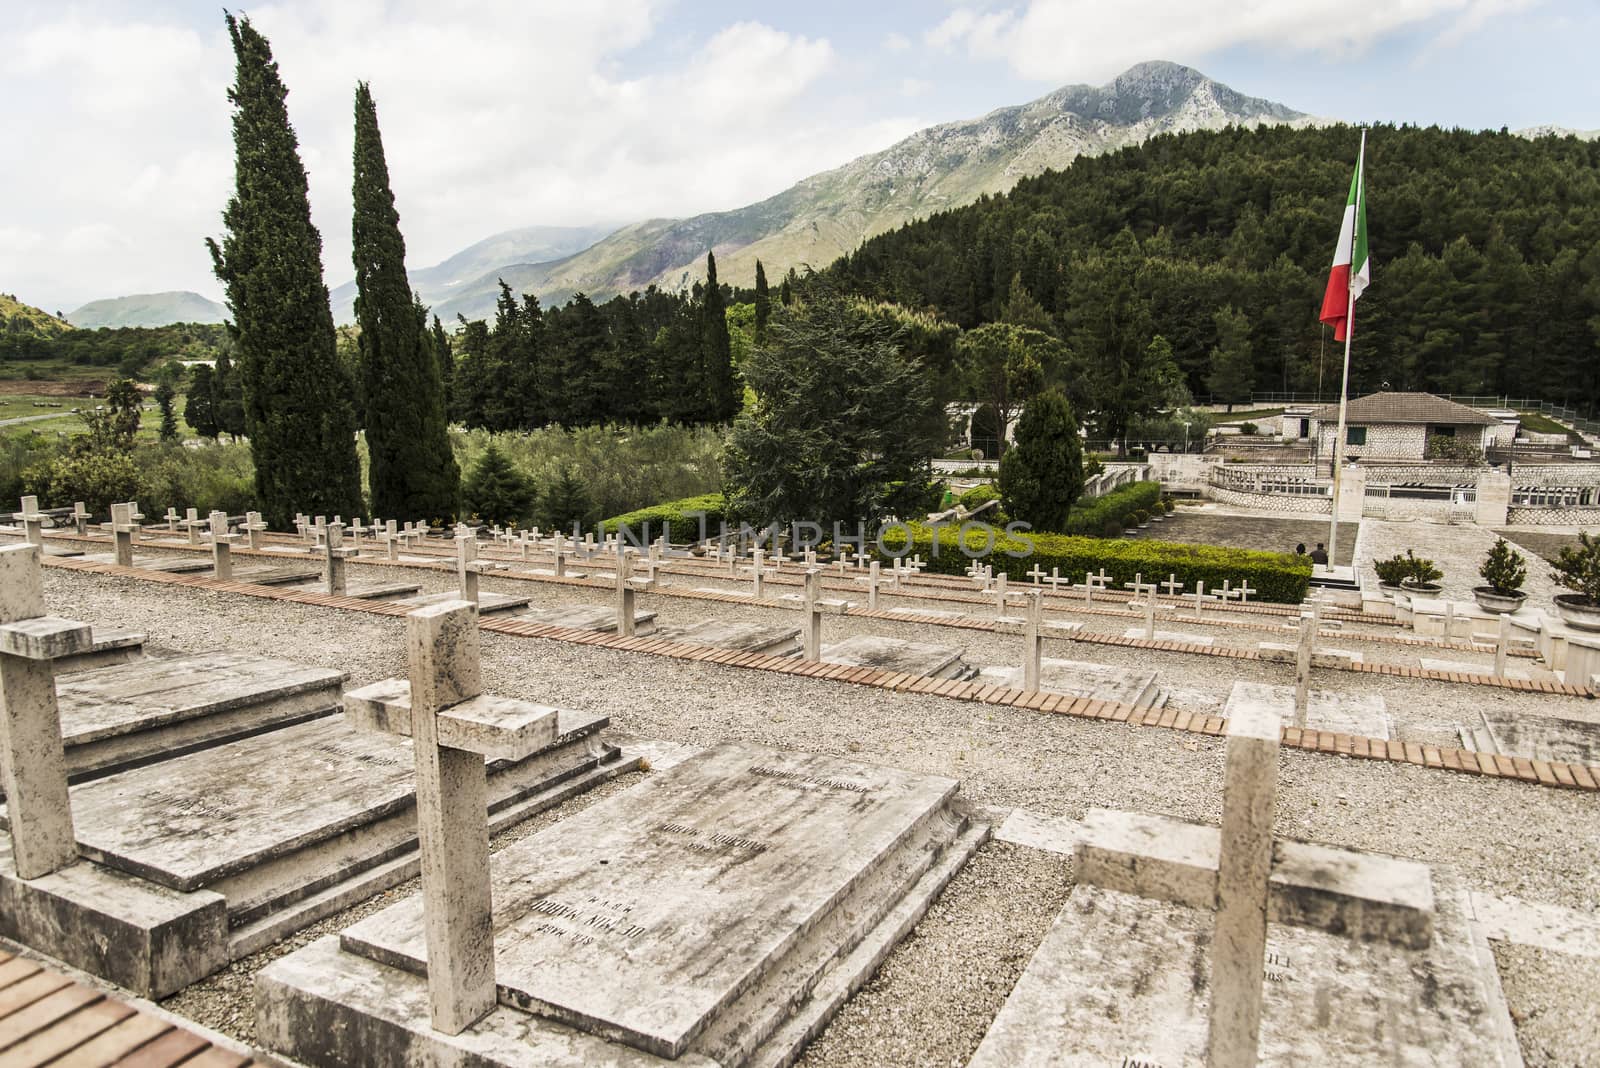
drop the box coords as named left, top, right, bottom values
left=4, top=0, right=1596, bottom=313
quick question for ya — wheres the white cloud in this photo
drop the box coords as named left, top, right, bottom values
left=883, top=31, right=912, bottom=52
left=0, top=2, right=902, bottom=310
left=899, top=77, right=934, bottom=97
left=924, top=0, right=1545, bottom=83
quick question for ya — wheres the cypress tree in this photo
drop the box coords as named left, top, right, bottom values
left=997, top=388, right=1084, bottom=532
left=351, top=82, right=459, bottom=521
left=431, top=314, right=454, bottom=415
left=212, top=349, right=246, bottom=437
left=702, top=252, right=735, bottom=421
left=185, top=365, right=219, bottom=438
left=155, top=380, right=178, bottom=442
left=207, top=13, right=362, bottom=527
left=753, top=259, right=770, bottom=344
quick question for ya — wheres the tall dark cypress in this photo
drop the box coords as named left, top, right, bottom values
left=208, top=13, right=361, bottom=527
left=351, top=82, right=459, bottom=521
left=753, top=259, right=771, bottom=344
left=702, top=251, right=735, bottom=421
left=431, top=314, right=454, bottom=415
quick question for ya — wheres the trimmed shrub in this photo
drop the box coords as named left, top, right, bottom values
left=874, top=523, right=1312, bottom=604
left=599, top=493, right=729, bottom=542
left=1060, top=481, right=1162, bottom=536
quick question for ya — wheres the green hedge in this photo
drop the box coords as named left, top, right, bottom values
left=1061, top=480, right=1162, bottom=535
left=598, top=493, right=728, bottom=541
left=875, top=522, right=1311, bottom=604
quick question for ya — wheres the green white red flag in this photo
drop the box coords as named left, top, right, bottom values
left=1319, top=151, right=1369, bottom=342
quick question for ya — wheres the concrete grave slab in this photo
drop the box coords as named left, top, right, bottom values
left=653, top=619, right=802, bottom=655
left=225, top=565, right=323, bottom=586
left=975, top=658, right=1163, bottom=709
left=820, top=634, right=973, bottom=679
left=521, top=604, right=658, bottom=635
left=389, top=589, right=532, bottom=615
left=1121, top=627, right=1216, bottom=645
left=283, top=578, right=424, bottom=600
left=1466, top=709, right=1600, bottom=764
left=263, top=742, right=986, bottom=1068
left=0, top=707, right=634, bottom=996
left=968, top=875, right=1511, bottom=1068
left=78, top=553, right=211, bottom=573
left=1419, top=656, right=1530, bottom=680
left=42, top=651, right=344, bottom=784
left=52, top=627, right=144, bottom=675
left=1225, top=681, right=1390, bottom=739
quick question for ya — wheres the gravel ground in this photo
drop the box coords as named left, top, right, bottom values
left=1492, top=943, right=1600, bottom=1067
left=1356, top=518, right=1569, bottom=603
left=39, top=564, right=1600, bottom=1063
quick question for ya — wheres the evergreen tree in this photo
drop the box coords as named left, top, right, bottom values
left=702, top=252, right=736, bottom=421
left=998, top=388, right=1084, bottom=532
left=154, top=380, right=178, bottom=442
left=956, top=322, right=1062, bottom=456
left=185, top=365, right=219, bottom=438
left=103, top=378, right=142, bottom=447
left=1205, top=305, right=1255, bottom=410
left=460, top=443, right=535, bottom=526
left=212, top=348, right=246, bottom=437
left=754, top=260, right=771, bottom=344
left=724, top=292, right=940, bottom=531
left=539, top=466, right=593, bottom=531
left=207, top=13, right=362, bottom=527
left=351, top=81, right=459, bottom=521
left=431, top=315, right=454, bottom=415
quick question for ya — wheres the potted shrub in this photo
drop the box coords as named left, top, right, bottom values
left=1373, top=553, right=1411, bottom=595
left=1551, top=531, right=1600, bottom=631
left=1162, top=497, right=1175, bottom=515
left=1398, top=550, right=1443, bottom=598
left=1134, top=509, right=1151, bottom=529
left=1473, top=538, right=1527, bottom=614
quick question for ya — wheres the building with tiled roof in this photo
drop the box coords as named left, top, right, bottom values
left=1292, top=392, right=1517, bottom=461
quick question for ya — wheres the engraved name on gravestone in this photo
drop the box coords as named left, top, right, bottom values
left=340, top=742, right=959, bottom=1060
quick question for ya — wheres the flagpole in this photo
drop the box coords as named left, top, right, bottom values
left=1326, top=128, right=1366, bottom=575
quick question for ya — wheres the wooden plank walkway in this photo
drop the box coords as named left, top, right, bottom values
left=0, top=949, right=262, bottom=1067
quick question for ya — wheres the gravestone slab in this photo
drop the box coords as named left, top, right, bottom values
left=521, top=604, right=657, bottom=635
left=226, top=565, right=323, bottom=586
left=1121, top=627, right=1215, bottom=645
left=1467, top=710, right=1600, bottom=764
left=1419, top=657, right=1530, bottom=681
left=333, top=743, right=984, bottom=1064
left=80, top=553, right=211, bottom=573
left=975, top=658, right=1162, bottom=709
left=53, top=627, right=144, bottom=675
left=654, top=619, right=802, bottom=655
left=820, top=634, right=972, bottom=679
left=284, top=578, right=423, bottom=600
left=968, top=874, right=1509, bottom=1067
left=390, top=589, right=531, bottom=615
left=48, top=651, right=344, bottom=782
left=1226, top=681, right=1391, bottom=739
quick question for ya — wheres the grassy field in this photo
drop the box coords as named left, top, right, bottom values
left=1211, top=407, right=1285, bottom=423
left=1516, top=410, right=1585, bottom=442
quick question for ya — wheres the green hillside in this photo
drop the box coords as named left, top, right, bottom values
left=0, top=294, right=74, bottom=338
left=67, top=291, right=228, bottom=328
left=827, top=122, right=1600, bottom=414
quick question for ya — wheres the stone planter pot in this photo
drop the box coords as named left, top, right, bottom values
left=1400, top=581, right=1442, bottom=599
left=1553, top=594, right=1600, bottom=632
left=1377, top=582, right=1405, bottom=597
left=1472, top=587, right=1527, bottom=614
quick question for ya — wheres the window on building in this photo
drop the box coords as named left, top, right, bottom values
left=1346, top=426, right=1367, bottom=446
left=1431, top=425, right=1456, bottom=438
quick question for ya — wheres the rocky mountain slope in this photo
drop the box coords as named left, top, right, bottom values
left=66, top=291, right=227, bottom=328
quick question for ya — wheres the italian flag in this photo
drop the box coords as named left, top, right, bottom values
left=1319, top=152, right=1369, bottom=342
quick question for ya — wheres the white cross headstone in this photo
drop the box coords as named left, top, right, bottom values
left=867, top=559, right=880, bottom=609
left=12, top=496, right=46, bottom=548
left=1494, top=614, right=1511, bottom=677
left=324, top=521, right=356, bottom=596
left=71, top=501, right=90, bottom=537
left=1294, top=603, right=1320, bottom=725
left=1026, top=564, right=1048, bottom=585
left=1191, top=581, right=1215, bottom=620
left=209, top=510, right=239, bottom=581
left=1161, top=574, right=1184, bottom=598
left=1022, top=588, right=1044, bottom=691
left=109, top=502, right=137, bottom=567
left=456, top=535, right=481, bottom=604
left=164, top=506, right=181, bottom=533
left=1236, top=580, right=1256, bottom=604
left=0, top=544, right=94, bottom=879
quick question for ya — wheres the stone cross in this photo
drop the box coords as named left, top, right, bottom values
left=799, top=568, right=850, bottom=661
left=0, top=544, right=94, bottom=879
left=1236, top=580, right=1256, bottom=604
left=164, top=506, right=180, bottom=532
left=1047, top=567, right=1064, bottom=594
left=182, top=507, right=204, bottom=546
left=1022, top=588, right=1044, bottom=692
left=994, top=572, right=1011, bottom=617
left=242, top=511, right=268, bottom=551
left=125, top=501, right=144, bottom=545
left=1125, top=578, right=1158, bottom=640
left=1026, top=564, right=1048, bottom=585
left=345, top=600, right=559, bottom=1035
left=1207, top=692, right=1281, bottom=1067
left=324, top=522, right=356, bottom=596
left=456, top=535, right=482, bottom=604
left=71, top=501, right=89, bottom=537
left=966, top=560, right=992, bottom=589
left=350, top=519, right=368, bottom=551
left=1161, top=574, right=1184, bottom=598
left=109, top=502, right=138, bottom=567
left=209, top=510, right=239, bottom=581
left=1494, top=614, right=1511, bottom=677
left=12, top=496, right=46, bottom=548
left=614, top=551, right=653, bottom=638
left=1191, top=581, right=1215, bottom=620
left=751, top=548, right=767, bottom=600
left=1294, top=603, right=1320, bottom=725
left=1443, top=600, right=1457, bottom=643
left=866, top=559, right=880, bottom=609
left=907, top=554, right=925, bottom=574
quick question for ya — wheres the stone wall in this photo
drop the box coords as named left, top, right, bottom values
left=1315, top=423, right=1428, bottom=460
left=1505, top=506, right=1600, bottom=526
left=1207, top=486, right=1332, bottom=514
